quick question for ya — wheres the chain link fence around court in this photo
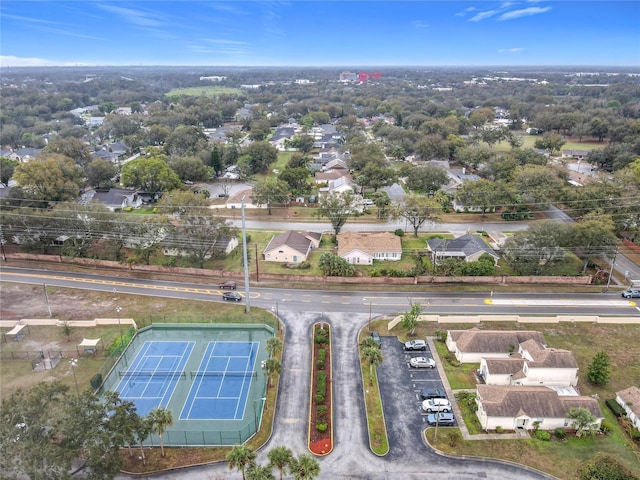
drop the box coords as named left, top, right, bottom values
left=96, top=322, right=273, bottom=446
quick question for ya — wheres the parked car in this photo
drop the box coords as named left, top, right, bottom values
left=403, top=339, right=427, bottom=351
left=621, top=289, right=640, bottom=298
left=426, top=412, right=456, bottom=426
left=409, top=356, right=436, bottom=368
left=222, top=292, right=242, bottom=302
left=218, top=280, right=237, bottom=289
left=421, top=398, right=452, bottom=413
left=362, top=198, right=375, bottom=206
left=370, top=331, right=381, bottom=346
left=420, top=387, right=446, bottom=400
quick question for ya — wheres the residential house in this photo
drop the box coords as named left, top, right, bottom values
left=163, top=235, right=238, bottom=259
left=223, top=188, right=265, bottom=210
left=446, top=329, right=547, bottom=363
left=337, top=231, right=402, bottom=265
left=616, top=386, right=640, bottom=430
left=263, top=230, right=322, bottom=263
left=478, top=339, right=579, bottom=387
left=13, top=147, right=42, bottom=163
left=270, top=125, right=297, bottom=151
left=427, top=234, right=499, bottom=265
left=319, top=176, right=357, bottom=196
left=475, top=385, right=604, bottom=431
left=79, top=188, right=143, bottom=211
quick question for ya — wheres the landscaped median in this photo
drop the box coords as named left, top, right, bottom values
left=308, top=322, right=333, bottom=456
left=359, top=327, right=389, bottom=456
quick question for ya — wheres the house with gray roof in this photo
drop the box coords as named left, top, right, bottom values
left=478, top=338, right=579, bottom=387
left=263, top=230, right=322, bottom=263
left=446, top=329, right=547, bottom=363
left=13, top=147, right=42, bottom=162
left=616, top=386, right=640, bottom=430
left=79, top=188, right=142, bottom=211
left=475, top=385, right=603, bottom=432
left=427, top=233, right=499, bottom=265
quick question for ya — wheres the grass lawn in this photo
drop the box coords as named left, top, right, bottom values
left=494, top=134, right=606, bottom=153
left=165, top=86, right=242, bottom=98
left=433, top=341, right=478, bottom=390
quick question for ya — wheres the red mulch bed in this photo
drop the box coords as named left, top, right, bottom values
left=308, top=324, right=333, bottom=456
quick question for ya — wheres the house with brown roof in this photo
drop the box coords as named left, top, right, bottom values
left=337, top=231, right=402, bottom=265
left=616, top=386, right=640, bottom=430
left=446, top=329, right=547, bottom=363
left=475, top=385, right=604, bottom=431
left=263, top=230, right=322, bottom=263
left=478, top=338, right=579, bottom=387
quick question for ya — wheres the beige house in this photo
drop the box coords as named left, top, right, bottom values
left=475, top=385, right=604, bottom=432
left=478, top=339, right=579, bottom=387
left=446, top=329, right=546, bottom=363
left=337, top=231, right=402, bottom=265
left=616, top=386, right=640, bottom=430
left=263, top=231, right=322, bottom=263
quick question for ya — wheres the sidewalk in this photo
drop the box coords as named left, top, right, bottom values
left=427, top=337, right=526, bottom=440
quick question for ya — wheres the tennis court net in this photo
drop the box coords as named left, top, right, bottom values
left=119, top=370, right=186, bottom=379
left=190, top=370, right=257, bottom=379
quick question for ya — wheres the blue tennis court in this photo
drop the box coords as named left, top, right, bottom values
left=116, top=341, right=194, bottom=416
left=180, top=341, right=259, bottom=420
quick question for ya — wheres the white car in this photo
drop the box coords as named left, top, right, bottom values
left=421, top=398, right=452, bottom=413
left=409, top=357, right=436, bottom=369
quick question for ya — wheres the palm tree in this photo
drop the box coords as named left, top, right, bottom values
left=266, top=336, right=283, bottom=358
left=246, top=462, right=275, bottom=480
left=360, top=336, right=380, bottom=350
left=134, top=416, right=153, bottom=466
left=263, top=357, right=282, bottom=388
left=290, top=453, right=320, bottom=480
left=226, top=444, right=257, bottom=480
left=362, top=346, right=383, bottom=386
left=147, top=407, right=173, bottom=457
left=267, top=445, right=294, bottom=480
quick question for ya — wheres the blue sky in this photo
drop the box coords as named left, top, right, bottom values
left=1, top=1, right=639, bottom=67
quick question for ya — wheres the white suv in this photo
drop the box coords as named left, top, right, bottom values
left=421, top=398, right=452, bottom=413
left=621, top=289, right=640, bottom=299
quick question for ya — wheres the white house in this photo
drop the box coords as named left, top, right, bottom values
left=446, top=329, right=547, bottom=363
left=263, top=231, right=321, bottom=263
left=337, top=231, right=402, bottom=265
left=475, top=385, right=604, bottom=432
left=478, top=339, right=579, bottom=387
left=616, top=386, right=640, bottom=430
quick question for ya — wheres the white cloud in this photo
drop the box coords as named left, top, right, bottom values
left=96, top=4, right=164, bottom=27
left=470, top=10, right=499, bottom=22
left=498, top=48, right=525, bottom=53
left=455, top=6, right=476, bottom=17
left=411, top=20, right=430, bottom=29
left=0, top=55, right=94, bottom=67
left=499, top=6, right=552, bottom=20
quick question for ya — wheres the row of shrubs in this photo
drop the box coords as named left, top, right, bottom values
left=313, top=325, right=330, bottom=433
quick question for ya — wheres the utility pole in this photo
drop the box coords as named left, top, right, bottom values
left=605, top=246, right=619, bottom=292
left=241, top=196, right=251, bottom=313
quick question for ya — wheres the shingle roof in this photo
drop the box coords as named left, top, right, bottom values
left=617, top=386, right=640, bottom=418
left=520, top=339, right=578, bottom=368
left=264, top=230, right=315, bottom=256
left=450, top=329, right=546, bottom=353
left=484, top=358, right=525, bottom=375
left=337, top=231, right=402, bottom=257
left=428, top=233, right=498, bottom=259
left=477, top=385, right=603, bottom=418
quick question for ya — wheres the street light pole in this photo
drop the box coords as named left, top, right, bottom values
left=70, top=359, right=79, bottom=397
left=115, top=306, right=122, bottom=348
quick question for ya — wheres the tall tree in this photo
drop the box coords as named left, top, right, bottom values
left=279, top=167, right=311, bottom=194
left=503, top=221, right=571, bottom=275
left=168, top=156, right=209, bottom=182
left=587, top=351, right=610, bottom=386
left=13, top=154, right=84, bottom=204
left=227, top=444, right=257, bottom=480
left=0, top=157, right=18, bottom=184
left=267, top=446, right=294, bottom=480
left=570, top=214, right=619, bottom=274
left=147, top=407, right=173, bottom=457
left=251, top=177, right=290, bottom=215
left=263, top=357, right=282, bottom=388
left=567, top=408, right=599, bottom=437
left=392, top=194, right=440, bottom=237
left=456, top=179, right=511, bottom=216
left=246, top=463, right=276, bottom=480
left=290, top=453, right=320, bottom=480
left=121, top=156, right=181, bottom=196
left=42, top=136, right=92, bottom=167
left=86, top=158, right=117, bottom=189
left=405, top=165, right=449, bottom=194
left=266, top=337, right=283, bottom=358
left=244, top=141, right=278, bottom=174
left=362, top=345, right=383, bottom=386
left=317, top=191, right=357, bottom=236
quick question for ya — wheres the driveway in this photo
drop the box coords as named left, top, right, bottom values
left=126, top=311, right=554, bottom=479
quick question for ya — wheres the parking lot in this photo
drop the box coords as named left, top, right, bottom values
left=377, top=335, right=455, bottom=461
